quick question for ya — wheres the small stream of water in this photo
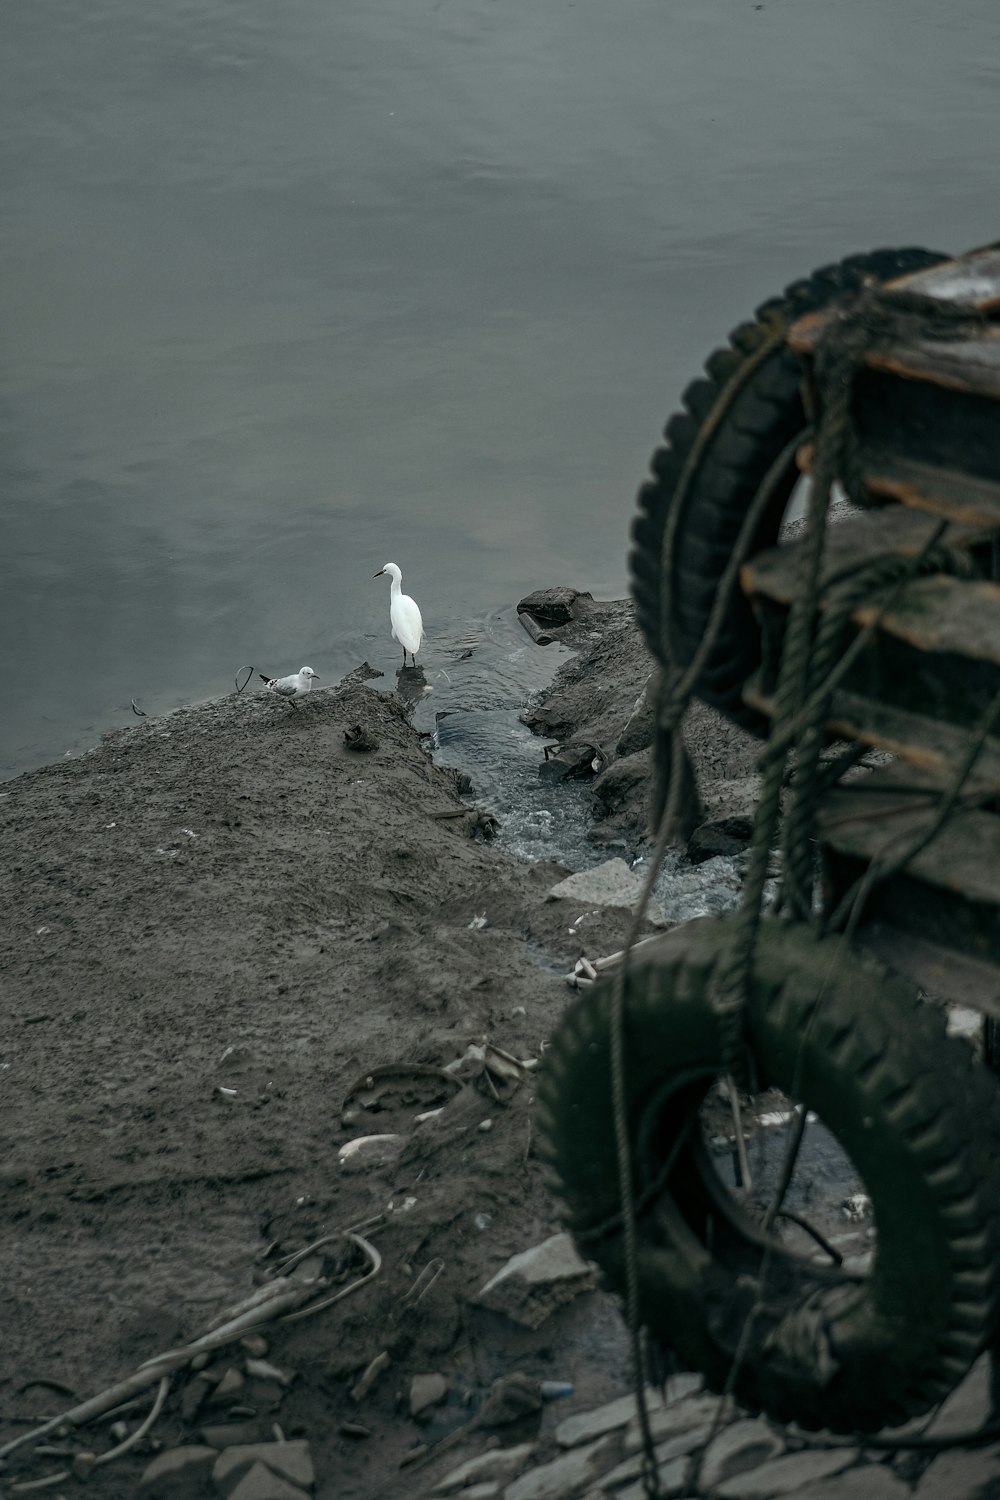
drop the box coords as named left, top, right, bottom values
left=402, top=606, right=751, bottom=925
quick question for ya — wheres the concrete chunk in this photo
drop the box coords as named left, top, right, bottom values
left=503, top=1433, right=621, bottom=1500
left=227, top=1460, right=310, bottom=1500
left=795, top=1464, right=911, bottom=1500
left=410, top=1372, right=448, bottom=1418
left=913, top=1442, right=1000, bottom=1499
left=547, top=860, right=668, bottom=924
left=604, top=1455, right=690, bottom=1500
left=715, top=1446, right=857, bottom=1497
left=598, top=1423, right=710, bottom=1490
left=556, top=1389, right=665, bottom=1449
left=213, top=1439, right=314, bottom=1495
left=622, top=1393, right=721, bottom=1453
left=474, top=1233, right=595, bottom=1328
left=138, top=1445, right=217, bottom=1496
left=435, top=1443, right=536, bottom=1494
left=697, top=1419, right=784, bottom=1491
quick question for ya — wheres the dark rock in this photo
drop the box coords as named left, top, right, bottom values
left=516, top=587, right=592, bottom=625
left=538, top=743, right=604, bottom=782
left=344, top=723, right=379, bottom=751
left=687, top=815, right=754, bottom=865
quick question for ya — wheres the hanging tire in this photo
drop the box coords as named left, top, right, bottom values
left=535, top=917, right=1000, bottom=1432
left=629, top=247, right=949, bottom=734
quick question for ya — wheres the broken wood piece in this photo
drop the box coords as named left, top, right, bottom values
left=517, top=611, right=556, bottom=645
left=350, top=1351, right=391, bottom=1404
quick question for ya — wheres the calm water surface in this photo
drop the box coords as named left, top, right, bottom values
left=3, top=0, right=999, bottom=778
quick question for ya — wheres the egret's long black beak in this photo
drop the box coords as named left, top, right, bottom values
left=373, top=569, right=384, bottom=579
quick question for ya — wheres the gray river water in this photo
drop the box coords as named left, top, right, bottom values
left=3, top=0, right=1000, bottom=783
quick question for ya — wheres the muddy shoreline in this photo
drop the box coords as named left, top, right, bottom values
left=0, top=591, right=759, bottom=1499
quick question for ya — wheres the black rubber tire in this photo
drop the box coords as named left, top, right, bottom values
left=629, top=247, right=950, bottom=734
left=535, top=917, right=1000, bottom=1432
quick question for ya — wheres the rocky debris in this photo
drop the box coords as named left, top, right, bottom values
left=538, top=742, right=606, bottom=782
left=913, top=1442, right=1000, bottom=1499
left=410, top=1373, right=449, bottom=1419
left=713, top=1445, right=857, bottom=1497
left=245, top=1358, right=295, bottom=1389
left=502, top=1430, right=622, bottom=1500
left=473, top=1233, right=596, bottom=1328
left=344, top=722, right=380, bottom=751
left=138, top=1444, right=218, bottom=1495
left=555, top=1388, right=666, bottom=1449
left=696, top=1417, right=785, bottom=1490
left=477, top=1372, right=544, bottom=1428
left=920, top=1354, right=991, bottom=1437
left=200, top=1423, right=268, bottom=1448
left=795, top=1466, right=911, bottom=1499
left=212, top=1439, right=314, bottom=1495
left=621, top=1393, right=722, bottom=1453
left=517, top=588, right=594, bottom=627
left=225, top=1460, right=311, bottom=1500
left=206, top=1368, right=246, bottom=1407
left=687, top=813, right=754, bottom=864
left=597, top=1422, right=712, bottom=1491
left=434, top=1442, right=537, bottom=1494
left=180, top=1373, right=215, bottom=1422
left=546, top=859, right=668, bottom=924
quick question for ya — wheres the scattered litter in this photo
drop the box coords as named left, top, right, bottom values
left=341, top=1063, right=464, bottom=1124
left=540, top=1381, right=575, bottom=1401
left=474, top=1214, right=492, bottom=1232
left=397, top=1259, right=444, bottom=1315
left=244, top=1359, right=294, bottom=1388
left=217, top=1087, right=238, bottom=1099
left=478, top=1119, right=493, bottom=1132
left=338, top=1134, right=402, bottom=1166
left=467, top=913, right=487, bottom=930
left=350, top=1351, right=390, bottom=1404
left=842, top=1193, right=871, bottom=1221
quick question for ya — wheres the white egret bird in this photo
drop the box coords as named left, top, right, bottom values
left=373, top=562, right=424, bottom=666
left=258, top=665, right=319, bottom=705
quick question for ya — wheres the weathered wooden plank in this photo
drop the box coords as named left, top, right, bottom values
left=788, top=244, right=1000, bottom=360
left=862, top=453, right=1000, bottom=528
left=817, top=771, right=1000, bottom=967
left=741, top=682, right=1000, bottom=793
left=888, top=242, right=1000, bottom=310
left=855, top=922, right=1000, bottom=1019
left=864, top=332, right=1000, bottom=401
left=741, top=508, right=995, bottom=624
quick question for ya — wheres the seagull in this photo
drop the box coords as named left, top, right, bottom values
left=373, top=562, right=424, bottom=666
left=258, top=665, right=320, bottom=705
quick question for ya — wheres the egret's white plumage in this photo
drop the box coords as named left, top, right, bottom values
left=374, top=562, right=424, bottom=665
left=259, top=665, right=319, bottom=704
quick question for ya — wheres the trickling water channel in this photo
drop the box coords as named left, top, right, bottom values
left=395, top=605, right=754, bottom=925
